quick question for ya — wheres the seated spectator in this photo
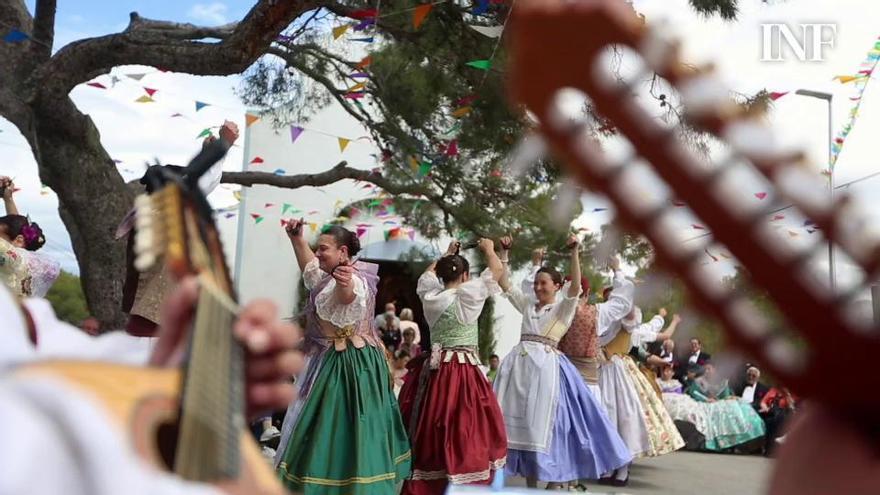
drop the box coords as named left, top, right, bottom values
left=398, top=307, right=421, bottom=346
left=487, top=354, right=500, bottom=383
left=760, top=386, right=797, bottom=454
left=687, top=362, right=730, bottom=402
left=79, top=316, right=101, bottom=336
left=681, top=363, right=702, bottom=392
left=375, top=302, right=401, bottom=351
left=659, top=339, right=675, bottom=364
left=398, top=328, right=421, bottom=358
left=675, top=337, right=711, bottom=380
left=391, top=350, right=411, bottom=396
left=736, top=366, right=769, bottom=411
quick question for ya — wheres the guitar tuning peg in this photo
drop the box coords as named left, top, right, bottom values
left=134, top=251, right=157, bottom=272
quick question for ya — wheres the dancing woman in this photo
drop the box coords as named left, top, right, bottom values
left=494, top=236, right=631, bottom=489
left=274, top=220, right=411, bottom=494
left=0, top=176, right=58, bottom=298
left=398, top=239, right=507, bottom=494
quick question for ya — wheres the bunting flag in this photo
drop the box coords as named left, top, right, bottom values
left=470, top=25, right=504, bottom=38
left=413, top=4, right=433, bottom=29
left=768, top=91, right=789, bottom=101
left=349, top=72, right=370, bottom=79
left=245, top=113, right=260, bottom=126
left=418, top=162, right=433, bottom=177
left=338, top=137, right=351, bottom=152
left=445, top=140, right=459, bottom=156
left=754, top=192, right=767, bottom=200
left=357, top=226, right=368, bottom=238
left=86, top=82, right=107, bottom=89
left=127, top=73, right=147, bottom=81
left=466, top=59, right=493, bottom=70
left=456, top=94, right=478, bottom=107
left=830, top=36, right=880, bottom=169
left=347, top=82, right=366, bottom=92
left=490, top=169, right=502, bottom=177
left=196, top=128, right=212, bottom=139
left=265, top=202, right=275, bottom=208
left=592, top=208, right=607, bottom=212
left=692, top=224, right=705, bottom=230
left=273, top=168, right=286, bottom=175
left=356, top=56, right=373, bottom=69
left=224, top=212, right=237, bottom=219
left=195, top=101, right=210, bottom=111
left=451, top=106, right=472, bottom=118
left=170, top=113, right=184, bottom=118
left=671, top=200, right=686, bottom=207
left=282, top=203, right=296, bottom=215
left=772, top=214, right=785, bottom=221
left=408, top=229, right=416, bottom=241
left=250, top=156, right=264, bottom=164
left=290, top=126, right=304, bottom=143
left=250, top=213, right=264, bottom=224
left=351, top=37, right=375, bottom=43
left=349, top=8, right=378, bottom=19
left=4, top=29, right=28, bottom=43
left=333, top=24, right=351, bottom=39
left=309, top=223, right=319, bottom=234
left=143, top=87, right=158, bottom=97
left=135, top=95, right=155, bottom=103
left=344, top=91, right=366, bottom=99
left=233, top=191, right=242, bottom=202
left=354, top=19, right=376, bottom=31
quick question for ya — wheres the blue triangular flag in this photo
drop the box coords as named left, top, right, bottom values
left=4, top=29, right=28, bottom=43
left=195, top=101, right=210, bottom=111
left=273, top=168, right=286, bottom=176
left=350, top=37, right=375, bottom=43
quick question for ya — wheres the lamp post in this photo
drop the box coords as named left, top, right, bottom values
left=794, top=89, right=835, bottom=294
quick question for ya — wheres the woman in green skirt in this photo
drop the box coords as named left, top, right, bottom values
left=275, top=220, right=411, bottom=494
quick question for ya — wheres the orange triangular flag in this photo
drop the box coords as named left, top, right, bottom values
left=413, top=4, right=433, bottom=29
left=356, top=56, right=373, bottom=69
left=332, top=24, right=350, bottom=39
left=338, top=137, right=351, bottom=152
left=245, top=113, right=260, bottom=127
left=135, top=95, right=155, bottom=103
left=452, top=106, right=472, bottom=118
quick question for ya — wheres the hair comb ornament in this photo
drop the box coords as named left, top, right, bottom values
left=506, top=0, right=880, bottom=421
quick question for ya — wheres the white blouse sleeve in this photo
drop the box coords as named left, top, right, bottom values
left=302, top=258, right=325, bottom=291
left=520, top=265, right=539, bottom=302
left=630, top=315, right=665, bottom=349
left=456, top=269, right=502, bottom=324
left=416, top=271, right=444, bottom=299
left=554, top=284, right=582, bottom=328
left=314, top=273, right=367, bottom=329
left=597, top=270, right=634, bottom=339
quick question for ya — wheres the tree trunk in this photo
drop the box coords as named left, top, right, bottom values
left=33, top=96, right=132, bottom=327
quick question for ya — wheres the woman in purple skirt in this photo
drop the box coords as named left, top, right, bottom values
left=494, top=236, right=632, bottom=489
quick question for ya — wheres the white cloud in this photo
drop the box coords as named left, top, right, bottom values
left=188, top=2, right=229, bottom=25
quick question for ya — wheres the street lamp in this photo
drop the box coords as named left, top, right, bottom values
left=794, top=89, right=835, bottom=293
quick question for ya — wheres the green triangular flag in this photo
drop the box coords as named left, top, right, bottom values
left=384, top=230, right=392, bottom=241
left=196, top=128, right=212, bottom=139
left=255, top=217, right=265, bottom=224
left=465, top=59, right=492, bottom=70
left=418, top=162, right=433, bottom=176
left=282, top=203, right=292, bottom=215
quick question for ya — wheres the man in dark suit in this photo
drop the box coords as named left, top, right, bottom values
left=674, top=338, right=711, bottom=380
left=735, top=365, right=769, bottom=410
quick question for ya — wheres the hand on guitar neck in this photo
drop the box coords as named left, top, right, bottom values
left=149, top=276, right=304, bottom=420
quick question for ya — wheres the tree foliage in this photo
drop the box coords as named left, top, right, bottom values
left=45, top=271, right=89, bottom=325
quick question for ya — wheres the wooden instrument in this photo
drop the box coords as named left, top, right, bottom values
left=506, top=0, right=880, bottom=419
left=21, top=140, right=286, bottom=494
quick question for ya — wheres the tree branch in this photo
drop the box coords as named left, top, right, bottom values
left=31, top=0, right=56, bottom=59
left=29, top=0, right=320, bottom=102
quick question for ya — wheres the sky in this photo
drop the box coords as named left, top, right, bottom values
left=3, top=0, right=880, bottom=296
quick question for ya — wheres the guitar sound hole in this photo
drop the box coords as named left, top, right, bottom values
left=156, top=421, right=180, bottom=470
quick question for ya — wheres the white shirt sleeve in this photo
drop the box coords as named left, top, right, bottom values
left=302, top=258, right=325, bottom=291
left=520, top=265, right=540, bottom=302
left=554, top=284, right=582, bottom=328
left=197, top=154, right=226, bottom=197
left=417, top=271, right=444, bottom=299
left=596, top=270, right=635, bottom=339
left=456, top=268, right=502, bottom=324
left=630, top=315, right=665, bottom=349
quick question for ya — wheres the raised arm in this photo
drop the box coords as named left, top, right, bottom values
left=284, top=218, right=315, bottom=271
left=1, top=177, right=19, bottom=215
left=479, top=238, right=504, bottom=282
left=596, top=255, right=635, bottom=338
left=567, top=236, right=581, bottom=299
left=654, top=313, right=681, bottom=342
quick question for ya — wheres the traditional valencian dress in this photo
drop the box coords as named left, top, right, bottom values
left=0, top=238, right=60, bottom=298
left=397, top=269, right=507, bottom=495
left=600, top=311, right=684, bottom=458
left=275, top=259, right=411, bottom=494
left=494, top=278, right=632, bottom=482
left=671, top=376, right=766, bottom=451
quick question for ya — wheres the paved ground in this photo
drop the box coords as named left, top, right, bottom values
left=502, top=452, right=773, bottom=494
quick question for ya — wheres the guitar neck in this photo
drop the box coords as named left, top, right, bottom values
left=174, top=283, right=245, bottom=482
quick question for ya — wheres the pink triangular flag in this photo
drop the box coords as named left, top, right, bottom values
left=769, top=91, right=789, bottom=101
left=754, top=192, right=767, bottom=200
left=144, top=87, right=158, bottom=97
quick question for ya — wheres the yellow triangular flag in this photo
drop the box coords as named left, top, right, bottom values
left=309, top=222, right=319, bottom=233
left=347, top=82, right=366, bottom=92
left=833, top=75, right=858, bottom=84
left=245, top=113, right=260, bottom=127
left=332, top=24, right=350, bottom=39
left=409, top=156, right=419, bottom=171
left=451, top=106, right=472, bottom=118
left=135, top=95, right=155, bottom=103
left=338, top=137, right=351, bottom=152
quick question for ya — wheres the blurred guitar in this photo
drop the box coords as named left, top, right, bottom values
left=506, top=0, right=880, bottom=420
left=21, top=139, right=286, bottom=494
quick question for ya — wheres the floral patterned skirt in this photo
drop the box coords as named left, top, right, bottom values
left=620, top=356, right=684, bottom=456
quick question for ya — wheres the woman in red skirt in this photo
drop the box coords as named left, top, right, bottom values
left=398, top=239, right=508, bottom=495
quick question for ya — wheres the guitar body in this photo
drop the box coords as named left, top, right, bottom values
left=18, top=361, right=286, bottom=495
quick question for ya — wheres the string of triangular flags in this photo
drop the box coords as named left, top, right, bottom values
left=770, top=35, right=879, bottom=170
